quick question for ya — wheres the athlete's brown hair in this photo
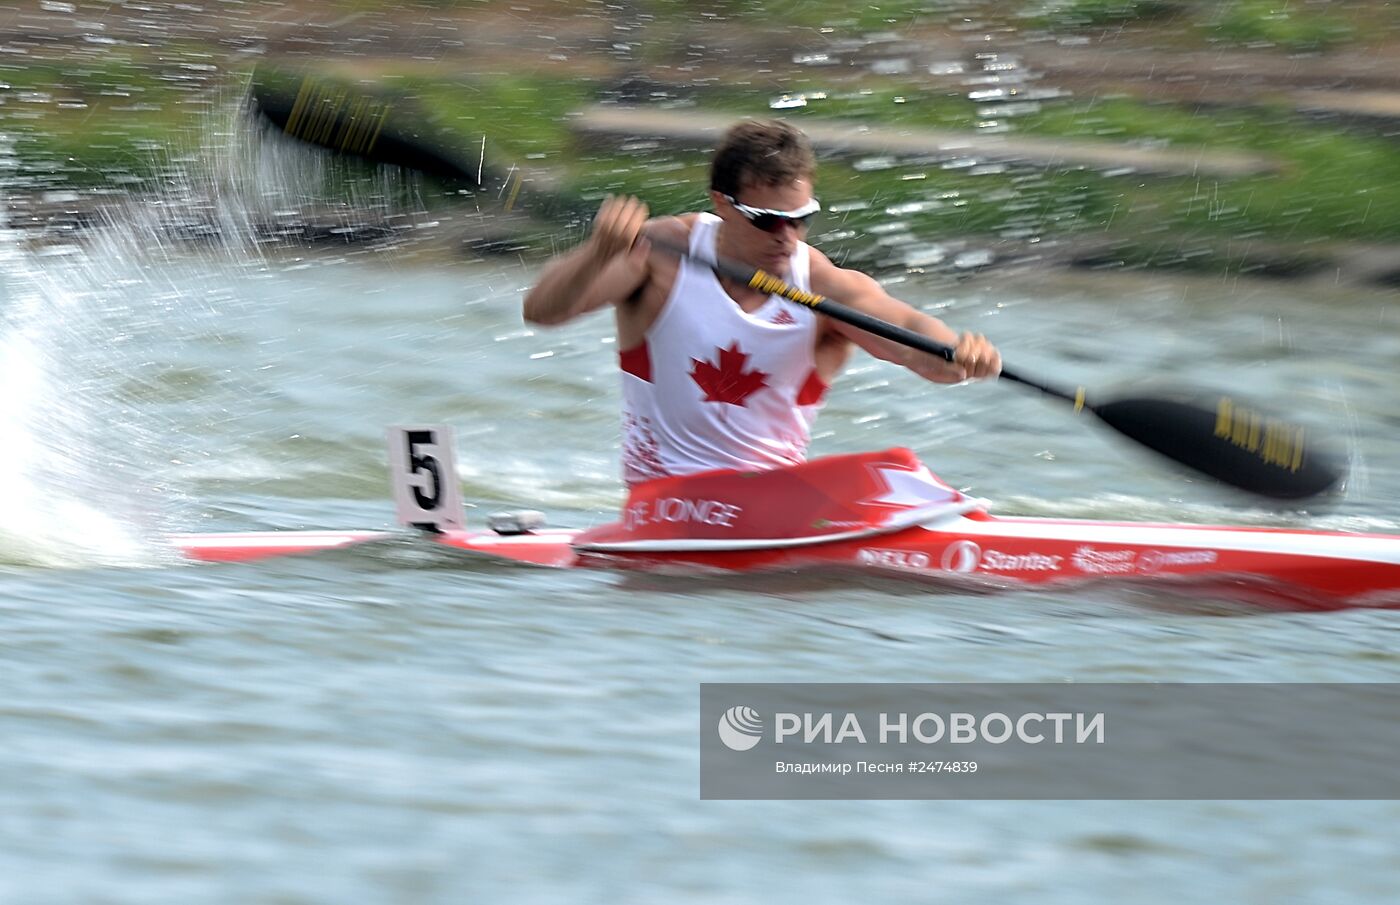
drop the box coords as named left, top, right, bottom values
left=709, top=119, right=815, bottom=196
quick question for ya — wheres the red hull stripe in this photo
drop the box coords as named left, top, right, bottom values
left=796, top=368, right=829, bottom=406
left=619, top=341, right=652, bottom=382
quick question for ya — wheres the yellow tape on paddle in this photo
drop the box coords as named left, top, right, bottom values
left=747, top=270, right=824, bottom=307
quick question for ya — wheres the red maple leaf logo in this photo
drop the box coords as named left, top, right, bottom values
left=771, top=309, right=796, bottom=326
left=690, top=342, right=769, bottom=406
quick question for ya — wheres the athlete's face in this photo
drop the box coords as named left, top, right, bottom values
left=712, top=178, right=817, bottom=275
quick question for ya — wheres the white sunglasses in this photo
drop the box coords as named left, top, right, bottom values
left=722, top=194, right=821, bottom=232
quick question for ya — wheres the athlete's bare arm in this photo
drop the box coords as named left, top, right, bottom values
left=523, top=196, right=653, bottom=326
left=808, top=249, right=1001, bottom=385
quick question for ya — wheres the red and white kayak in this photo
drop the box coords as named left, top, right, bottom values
left=169, top=434, right=1400, bottom=610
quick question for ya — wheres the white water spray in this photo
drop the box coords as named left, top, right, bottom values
left=0, top=159, right=158, bottom=566
left=0, top=85, right=421, bottom=568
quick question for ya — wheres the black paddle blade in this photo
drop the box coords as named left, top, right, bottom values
left=250, top=67, right=481, bottom=186
left=1090, top=396, right=1344, bottom=500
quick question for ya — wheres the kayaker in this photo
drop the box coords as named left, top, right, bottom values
left=523, top=118, right=1002, bottom=485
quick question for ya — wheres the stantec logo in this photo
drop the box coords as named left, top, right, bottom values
left=941, top=540, right=981, bottom=574
left=717, top=705, right=764, bottom=751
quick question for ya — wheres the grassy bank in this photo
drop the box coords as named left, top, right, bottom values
left=346, top=70, right=1400, bottom=260
left=0, top=55, right=222, bottom=188
left=4, top=0, right=1398, bottom=280
left=705, top=84, right=1400, bottom=244
left=634, top=0, right=1364, bottom=49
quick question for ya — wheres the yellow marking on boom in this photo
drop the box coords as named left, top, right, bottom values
left=364, top=103, right=388, bottom=153
left=504, top=169, right=523, bottom=211
left=305, top=85, right=339, bottom=145
left=282, top=78, right=387, bottom=155
left=748, top=271, right=824, bottom=307
left=1214, top=397, right=1306, bottom=473
left=316, top=90, right=346, bottom=146
left=336, top=97, right=366, bottom=152
left=285, top=78, right=316, bottom=138
left=341, top=96, right=390, bottom=154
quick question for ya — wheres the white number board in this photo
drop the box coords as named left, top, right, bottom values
left=386, top=425, right=465, bottom=532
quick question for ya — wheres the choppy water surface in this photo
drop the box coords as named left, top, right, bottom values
left=2, top=215, right=1400, bottom=903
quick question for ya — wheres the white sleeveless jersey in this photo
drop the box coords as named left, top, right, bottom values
left=619, top=213, right=828, bottom=485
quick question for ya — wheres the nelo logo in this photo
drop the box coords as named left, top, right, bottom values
left=717, top=706, right=764, bottom=751
left=941, top=540, right=982, bottom=574
left=856, top=548, right=932, bottom=570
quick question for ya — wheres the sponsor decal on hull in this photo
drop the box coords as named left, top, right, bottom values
left=1137, top=549, right=1220, bottom=573
left=1070, top=545, right=1137, bottom=575
left=858, top=542, right=1065, bottom=574
left=981, top=550, right=1063, bottom=572
left=1067, top=545, right=1222, bottom=576
left=941, top=540, right=981, bottom=574
left=856, top=549, right=932, bottom=570
left=859, top=543, right=1226, bottom=578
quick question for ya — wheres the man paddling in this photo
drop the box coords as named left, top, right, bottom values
left=523, top=118, right=1001, bottom=485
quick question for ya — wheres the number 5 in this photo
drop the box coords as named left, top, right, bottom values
left=387, top=425, right=464, bottom=532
